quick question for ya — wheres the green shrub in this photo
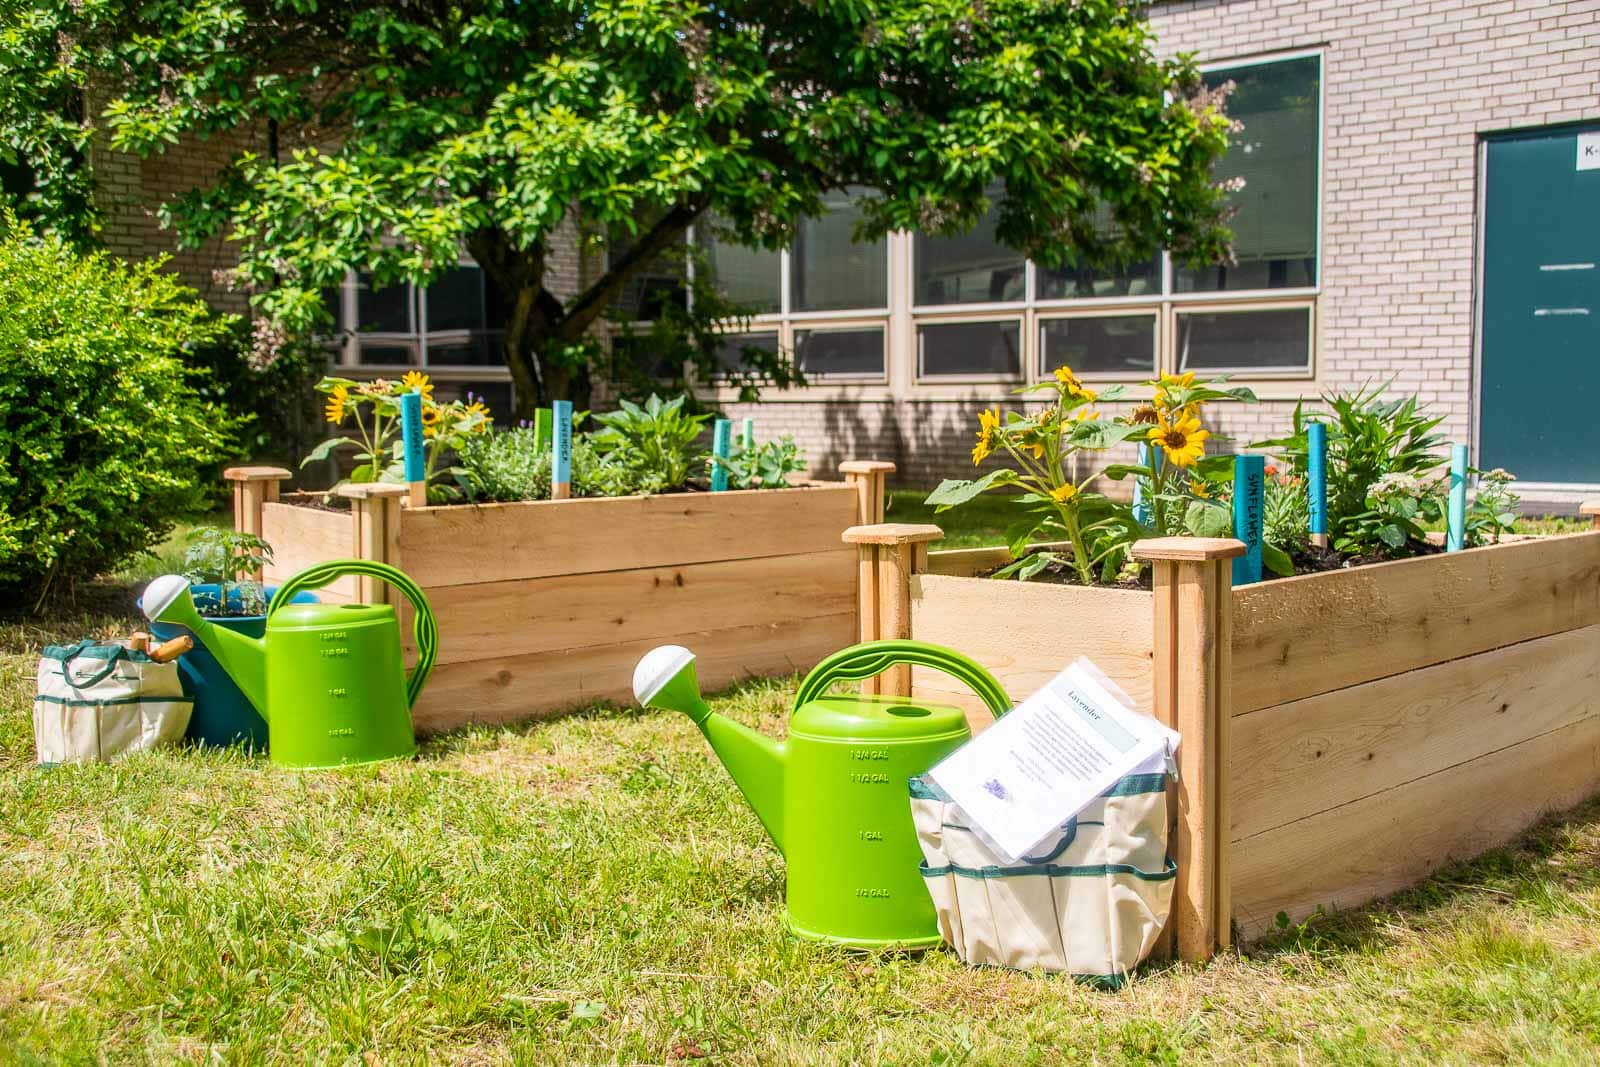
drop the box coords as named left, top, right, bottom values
left=0, top=215, right=239, bottom=607
left=714, top=436, right=807, bottom=490
left=458, top=427, right=633, bottom=502
left=590, top=394, right=710, bottom=493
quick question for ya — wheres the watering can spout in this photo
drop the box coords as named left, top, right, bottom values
left=633, top=646, right=787, bottom=853
left=141, top=575, right=270, bottom=720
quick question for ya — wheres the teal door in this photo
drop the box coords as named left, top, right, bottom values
left=1480, top=124, right=1600, bottom=483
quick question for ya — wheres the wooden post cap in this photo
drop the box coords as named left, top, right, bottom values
left=838, top=460, right=897, bottom=475
left=1131, top=536, right=1248, bottom=562
left=337, top=482, right=410, bottom=500
left=223, top=465, right=291, bottom=482
left=842, top=523, right=943, bottom=546
left=1580, top=502, right=1600, bottom=517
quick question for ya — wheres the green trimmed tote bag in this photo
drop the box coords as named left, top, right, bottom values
left=909, top=751, right=1176, bottom=984
left=34, top=642, right=193, bottom=765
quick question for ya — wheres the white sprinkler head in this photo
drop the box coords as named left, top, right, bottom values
left=632, top=644, right=697, bottom=707
left=141, top=574, right=193, bottom=622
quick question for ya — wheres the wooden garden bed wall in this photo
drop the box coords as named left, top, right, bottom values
left=1227, top=530, right=1600, bottom=937
left=238, top=466, right=876, bottom=733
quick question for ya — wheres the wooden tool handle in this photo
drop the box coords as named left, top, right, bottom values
left=149, top=634, right=194, bottom=663
left=128, top=632, right=152, bottom=653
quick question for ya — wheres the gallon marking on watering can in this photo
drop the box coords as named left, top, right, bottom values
left=850, top=772, right=891, bottom=784
left=852, top=750, right=889, bottom=761
left=856, top=888, right=891, bottom=898
left=320, top=647, right=350, bottom=658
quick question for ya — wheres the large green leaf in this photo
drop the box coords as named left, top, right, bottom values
left=923, top=469, right=1017, bottom=510
left=1183, top=499, right=1233, bottom=538
left=1262, top=542, right=1295, bottom=577
left=301, top=436, right=358, bottom=467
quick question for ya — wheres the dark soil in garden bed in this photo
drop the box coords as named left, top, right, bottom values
left=984, top=538, right=1448, bottom=589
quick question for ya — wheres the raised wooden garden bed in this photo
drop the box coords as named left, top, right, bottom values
left=846, top=512, right=1600, bottom=961
left=225, top=461, right=896, bottom=732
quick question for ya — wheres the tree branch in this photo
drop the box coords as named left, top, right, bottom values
left=558, top=201, right=704, bottom=340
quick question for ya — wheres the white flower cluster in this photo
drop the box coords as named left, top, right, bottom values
left=1371, top=471, right=1444, bottom=500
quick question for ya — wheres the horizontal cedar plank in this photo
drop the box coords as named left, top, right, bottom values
left=1232, top=532, right=1600, bottom=712
left=398, top=485, right=858, bottom=587
left=261, top=501, right=358, bottom=602
left=1230, top=714, right=1600, bottom=938
left=417, top=549, right=855, bottom=665
left=1232, top=625, right=1600, bottom=840
left=411, top=612, right=855, bottom=732
left=908, top=574, right=1154, bottom=725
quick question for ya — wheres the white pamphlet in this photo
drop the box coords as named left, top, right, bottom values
left=925, top=657, right=1179, bottom=863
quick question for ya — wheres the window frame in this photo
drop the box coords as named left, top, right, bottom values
left=331, top=259, right=508, bottom=373
left=1036, top=308, right=1162, bottom=381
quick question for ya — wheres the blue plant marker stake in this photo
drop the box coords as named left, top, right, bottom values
left=551, top=400, right=573, bottom=499
left=1232, top=454, right=1265, bottom=586
left=533, top=407, right=552, bottom=452
left=711, top=418, right=732, bottom=492
left=400, top=390, right=426, bottom=507
left=1447, top=443, right=1469, bottom=552
left=1133, top=442, right=1152, bottom=527
left=741, top=417, right=755, bottom=450
left=1307, top=422, right=1328, bottom=548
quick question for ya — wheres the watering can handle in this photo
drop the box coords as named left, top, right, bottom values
left=792, top=640, right=1012, bottom=720
left=267, top=559, right=437, bottom=709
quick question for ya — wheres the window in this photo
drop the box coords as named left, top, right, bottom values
left=914, top=201, right=1026, bottom=306
left=795, top=327, right=884, bottom=377
left=919, top=321, right=1021, bottom=377
left=792, top=188, right=888, bottom=311
left=1040, top=315, right=1157, bottom=376
left=1036, top=255, right=1161, bottom=301
left=330, top=264, right=508, bottom=370
left=1177, top=307, right=1311, bottom=372
left=714, top=331, right=781, bottom=377
left=697, top=226, right=782, bottom=314
left=1175, top=55, right=1320, bottom=293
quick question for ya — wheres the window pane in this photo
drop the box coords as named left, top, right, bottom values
left=1177, top=308, right=1310, bottom=370
left=426, top=266, right=486, bottom=333
left=792, top=188, right=888, bottom=311
left=427, top=334, right=502, bottom=366
left=1040, top=316, right=1156, bottom=376
left=914, top=204, right=1026, bottom=306
left=714, top=331, right=780, bottom=377
left=918, top=321, right=1021, bottom=377
left=697, top=226, right=781, bottom=314
left=355, top=275, right=411, bottom=333
left=610, top=232, right=687, bottom=321
left=612, top=334, right=681, bottom=380
left=795, top=327, right=884, bottom=377
left=1037, top=255, right=1161, bottom=300
left=1175, top=56, right=1320, bottom=293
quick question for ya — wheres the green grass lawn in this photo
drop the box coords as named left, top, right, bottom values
left=4, top=584, right=1600, bottom=1062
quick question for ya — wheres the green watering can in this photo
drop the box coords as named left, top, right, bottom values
left=634, top=639, right=1011, bottom=948
left=141, top=560, right=437, bottom=769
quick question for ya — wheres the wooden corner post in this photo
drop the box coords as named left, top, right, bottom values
left=841, top=523, right=942, bottom=697
left=1582, top=502, right=1600, bottom=530
left=839, top=461, right=896, bottom=526
left=1131, top=536, right=1246, bottom=963
left=337, top=484, right=407, bottom=606
left=224, top=465, right=291, bottom=580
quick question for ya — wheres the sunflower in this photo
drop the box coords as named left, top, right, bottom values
left=324, top=384, right=350, bottom=424
left=1189, top=479, right=1211, bottom=499
left=1053, top=364, right=1096, bottom=401
left=400, top=370, right=434, bottom=398
left=1050, top=483, right=1078, bottom=503
left=1129, top=403, right=1160, bottom=425
left=1148, top=410, right=1210, bottom=468
left=1154, top=370, right=1197, bottom=412
left=421, top=404, right=441, bottom=439
left=971, top=407, right=1001, bottom=465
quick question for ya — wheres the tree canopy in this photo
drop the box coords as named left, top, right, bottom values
left=1, top=0, right=1236, bottom=415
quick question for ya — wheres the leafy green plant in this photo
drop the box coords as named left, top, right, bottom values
left=1262, top=465, right=1311, bottom=556
left=715, top=437, right=807, bottom=490
left=181, top=528, right=272, bottom=617
left=1254, top=383, right=1448, bottom=547
left=458, top=427, right=633, bottom=503
left=1335, top=471, right=1447, bottom=558
left=590, top=394, right=710, bottom=495
left=0, top=212, right=238, bottom=609
left=1466, top=467, right=1521, bottom=547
